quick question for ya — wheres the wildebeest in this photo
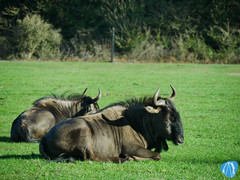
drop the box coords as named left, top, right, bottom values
left=10, top=88, right=101, bottom=143
left=39, top=86, right=184, bottom=162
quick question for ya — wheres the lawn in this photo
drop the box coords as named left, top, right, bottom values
left=0, top=61, right=239, bottom=179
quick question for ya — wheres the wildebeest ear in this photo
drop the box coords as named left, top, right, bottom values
left=144, top=106, right=160, bottom=113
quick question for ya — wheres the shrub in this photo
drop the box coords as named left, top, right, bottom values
left=12, top=14, right=62, bottom=60
left=172, top=33, right=214, bottom=63
left=208, top=23, right=240, bottom=63
left=127, top=29, right=167, bottom=61
left=101, top=0, right=145, bottom=53
left=64, top=30, right=111, bottom=61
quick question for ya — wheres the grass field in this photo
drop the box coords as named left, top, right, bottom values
left=0, top=61, right=239, bottom=179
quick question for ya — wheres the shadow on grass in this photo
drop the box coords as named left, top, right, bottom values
left=0, top=136, right=11, bottom=143
left=0, top=153, right=42, bottom=160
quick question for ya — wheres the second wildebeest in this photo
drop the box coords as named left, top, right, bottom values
left=10, top=88, right=101, bottom=143
left=39, top=86, right=184, bottom=162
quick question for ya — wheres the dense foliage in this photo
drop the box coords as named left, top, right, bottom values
left=0, top=0, right=239, bottom=63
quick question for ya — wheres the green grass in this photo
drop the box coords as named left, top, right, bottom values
left=0, top=61, right=239, bottom=179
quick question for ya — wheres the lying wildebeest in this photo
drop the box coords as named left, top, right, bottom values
left=11, top=88, right=101, bottom=143
left=39, top=86, right=184, bottom=162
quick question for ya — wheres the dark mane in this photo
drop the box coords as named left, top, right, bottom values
left=30, top=93, right=86, bottom=124
left=32, top=93, right=85, bottom=106
left=104, top=96, right=155, bottom=110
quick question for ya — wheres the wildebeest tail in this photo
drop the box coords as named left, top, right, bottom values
left=10, top=115, right=28, bottom=142
left=39, top=136, right=51, bottom=159
left=10, top=117, right=20, bottom=142
left=52, top=154, right=77, bottom=163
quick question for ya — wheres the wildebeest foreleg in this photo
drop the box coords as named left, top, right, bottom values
left=131, top=156, right=153, bottom=161
left=155, top=138, right=169, bottom=153
left=85, top=149, right=127, bottom=163
left=125, top=145, right=161, bottom=161
left=90, top=154, right=127, bottom=163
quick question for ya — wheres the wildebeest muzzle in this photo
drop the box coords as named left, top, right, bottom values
left=174, top=135, right=184, bottom=145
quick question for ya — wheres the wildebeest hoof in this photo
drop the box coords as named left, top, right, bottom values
left=112, top=157, right=129, bottom=163
left=121, top=157, right=131, bottom=163
left=153, top=154, right=162, bottom=161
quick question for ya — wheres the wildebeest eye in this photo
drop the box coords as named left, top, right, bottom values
left=172, top=111, right=181, bottom=122
left=170, top=116, right=176, bottom=122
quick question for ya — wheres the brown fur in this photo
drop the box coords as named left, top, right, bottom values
left=11, top=92, right=100, bottom=142
left=39, top=93, right=184, bottom=162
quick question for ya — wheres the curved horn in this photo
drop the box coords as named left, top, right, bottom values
left=169, top=85, right=176, bottom=101
left=82, top=88, right=88, bottom=96
left=153, top=88, right=160, bottom=106
left=93, top=89, right=101, bottom=102
left=153, top=87, right=166, bottom=106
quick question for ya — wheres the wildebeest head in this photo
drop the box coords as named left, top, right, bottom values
left=144, top=86, right=184, bottom=147
left=73, top=88, right=101, bottom=117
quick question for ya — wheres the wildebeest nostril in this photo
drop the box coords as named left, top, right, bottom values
left=174, top=135, right=184, bottom=145
left=179, top=135, right=184, bottom=143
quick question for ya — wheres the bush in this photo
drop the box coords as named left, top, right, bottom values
left=62, top=29, right=111, bottom=61
left=171, top=33, right=214, bottom=63
left=126, top=26, right=240, bottom=64
left=126, top=29, right=167, bottom=61
left=208, top=23, right=240, bottom=64
left=125, top=29, right=213, bottom=63
left=12, top=14, right=62, bottom=60
left=0, top=36, right=14, bottom=60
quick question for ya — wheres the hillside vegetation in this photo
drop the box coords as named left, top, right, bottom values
left=0, top=0, right=240, bottom=63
